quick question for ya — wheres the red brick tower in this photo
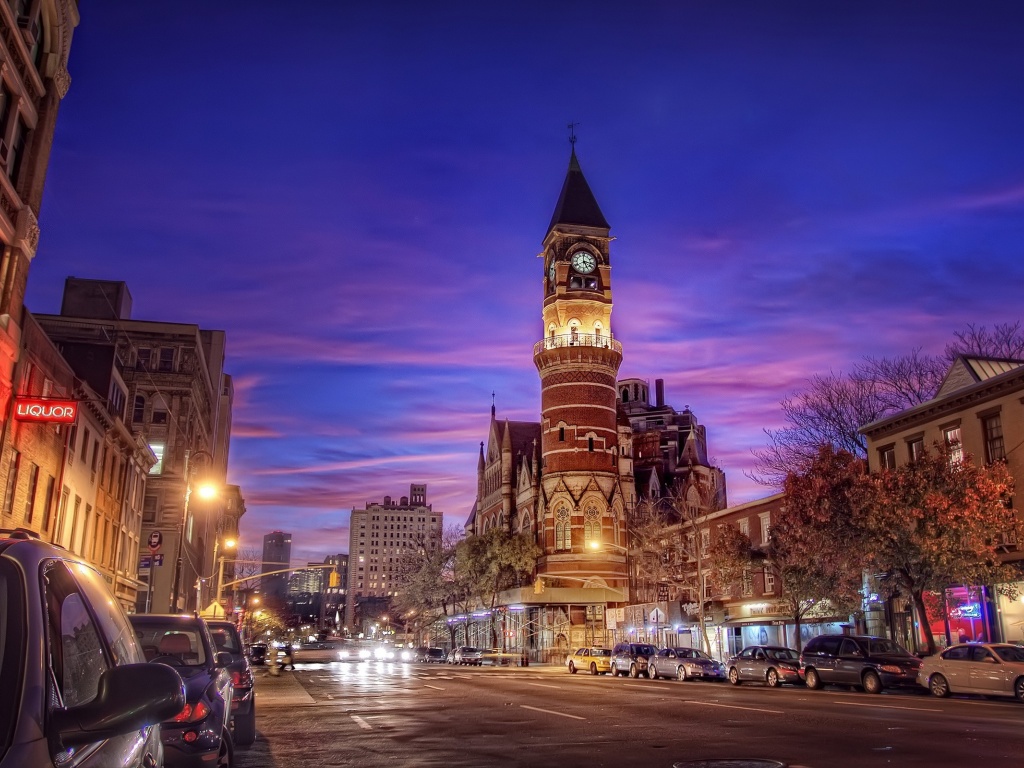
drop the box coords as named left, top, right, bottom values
left=533, top=148, right=630, bottom=598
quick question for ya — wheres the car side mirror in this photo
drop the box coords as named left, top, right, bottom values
left=215, top=651, right=233, bottom=667
left=51, top=663, right=184, bottom=748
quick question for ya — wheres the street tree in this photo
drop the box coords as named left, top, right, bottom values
left=862, top=446, right=1019, bottom=655
left=393, top=526, right=463, bottom=648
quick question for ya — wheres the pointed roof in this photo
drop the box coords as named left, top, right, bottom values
left=935, top=355, right=1024, bottom=398
left=546, top=149, right=609, bottom=234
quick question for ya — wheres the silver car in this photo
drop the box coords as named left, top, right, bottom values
left=727, top=645, right=802, bottom=687
left=648, top=647, right=726, bottom=681
left=918, top=642, right=1024, bottom=700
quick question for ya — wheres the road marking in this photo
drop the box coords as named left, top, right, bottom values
left=350, top=715, right=372, bottom=730
left=621, top=683, right=648, bottom=689
left=326, top=694, right=334, bottom=700
left=839, top=701, right=942, bottom=713
left=424, top=684, right=445, bottom=691
left=527, top=683, right=562, bottom=690
left=683, top=700, right=784, bottom=715
left=520, top=705, right=585, bottom=721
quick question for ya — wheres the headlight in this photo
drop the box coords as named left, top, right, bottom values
left=359, top=649, right=371, bottom=659
left=339, top=650, right=350, bottom=659
left=400, top=650, right=412, bottom=661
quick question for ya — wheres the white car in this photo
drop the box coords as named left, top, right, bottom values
left=918, top=643, right=1024, bottom=700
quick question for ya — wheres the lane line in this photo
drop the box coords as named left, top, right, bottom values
left=350, top=715, right=372, bottom=730
left=527, top=683, right=562, bottom=690
left=520, top=705, right=585, bottom=721
left=838, top=701, right=942, bottom=713
left=683, top=700, right=784, bottom=715
left=423, top=684, right=445, bottom=691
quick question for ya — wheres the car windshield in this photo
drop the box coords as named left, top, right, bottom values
left=131, top=620, right=208, bottom=667
left=867, top=639, right=910, bottom=655
left=992, top=645, right=1024, bottom=663
left=767, top=648, right=798, bottom=661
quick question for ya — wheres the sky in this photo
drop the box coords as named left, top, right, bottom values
left=27, top=1, right=1024, bottom=565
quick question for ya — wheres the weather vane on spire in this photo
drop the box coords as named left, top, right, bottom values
left=567, top=122, right=579, bottom=146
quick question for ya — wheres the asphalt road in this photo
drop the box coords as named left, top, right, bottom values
left=235, top=661, right=1024, bottom=768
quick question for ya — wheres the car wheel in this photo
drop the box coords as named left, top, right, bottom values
left=648, top=665, right=658, bottom=680
left=929, top=673, right=950, bottom=698
left=766, top=668, right=780, bottom=688
left=862, top=670, right=883, bottom=695
left=233, top=702, right=256, bottom=746
left=568, top=661, right=576, bottom=674
left=590, top=662, right=598, bottom=676
left=629, top=663, right=639, bottom=678
left=728, top=667, right=741, bottom=685
left=610, top=665, right=618, bottom=677
left=217, top=729, right=234, bottom=768
left=1014, top=676, right=1024, bottom=702
left=804, top=667, right=822, bottom=690
left=676, top=666, right=687, bottom=682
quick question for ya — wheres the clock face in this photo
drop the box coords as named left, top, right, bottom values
left=549, top=261, right=556, bottom=283
left=571, top=251, right=597, bottom=274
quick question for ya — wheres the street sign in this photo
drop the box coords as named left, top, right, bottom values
left=139, top=554, right=164, bottom=569
left=148, top=531, right=162, bottom=553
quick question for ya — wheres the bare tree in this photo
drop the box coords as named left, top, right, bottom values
left=945, top=321, right=1024, bottom=361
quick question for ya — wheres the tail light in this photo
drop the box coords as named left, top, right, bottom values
left=232, top=669, right=253, bottom=687
left=169, top=700, right=211, bottom=723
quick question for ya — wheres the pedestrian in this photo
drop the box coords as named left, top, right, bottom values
left=281, top=643, right=295, bottom=670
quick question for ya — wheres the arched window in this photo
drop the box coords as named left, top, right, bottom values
left=555, top=508, right=571, bottom=551
left=584, top=507, right=601, bottom=548
left=621, top=388, right=629, bottom=403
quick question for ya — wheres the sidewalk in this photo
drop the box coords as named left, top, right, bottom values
left=252, top=666, right=314, bottom=707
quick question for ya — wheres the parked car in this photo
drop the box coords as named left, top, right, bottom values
left=0, top=529, right=185, bottom=768
left=918, top=642, right=1024, bottom=700
left=727, top=645, right=802, bottom=687
left=649, top=647, right=727, bottom=681
left=453, top=646, right=483, bottom=665
left=609, top=642, right=659, bottom=678
left=566, top=647, right=612, bottom=675
left=246, top=643, right=268, bottom=665
left=800, top=634, right=922, bottom=694
left=446, top=648, right=457, bottom=664
left=206, top=620, right=256, bottom=746
left=130, top=613, right=236, bottom=767
left=422, top=647, right=447, bottom=663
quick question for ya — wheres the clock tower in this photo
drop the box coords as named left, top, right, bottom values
left=533, top=148, right=631, bottom=598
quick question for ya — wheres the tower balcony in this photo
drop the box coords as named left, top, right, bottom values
left=533, top=332, right=622, bottom=356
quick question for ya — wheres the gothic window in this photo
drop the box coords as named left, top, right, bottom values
left=555, top=508, right=571, bottom=551
left=583, top=507, right=600, bottom=548
left=621, top=387, right=629, bottom=403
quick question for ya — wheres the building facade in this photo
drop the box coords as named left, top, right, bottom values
left=34, top=278, right=233, bottom=614
left=345, top=485, right=442, bottom=633
left=261, top=530, right=292, bottom=602
left=0, top=1, right=79, bottom=445
left=861, top=355, right=1024, bottom=648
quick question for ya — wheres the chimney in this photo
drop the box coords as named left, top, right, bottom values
left=655, top=379, right=665, bottom=408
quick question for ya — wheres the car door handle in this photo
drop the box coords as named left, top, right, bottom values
left=143, top=753, right=157, bottom=768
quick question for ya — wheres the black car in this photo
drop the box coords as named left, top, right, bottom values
left=246, top=643, right=268, bottom=665
left=609, top=642, right=659, bottom=678
left=206, top=620, right=256, bottom=746
left=131, top=614, right=235, bottom=767
left=799, top=634, right=922, bottom=694
left=423, top=647, right=447, bottom=663
left=0, top=529, right=184, bottom=768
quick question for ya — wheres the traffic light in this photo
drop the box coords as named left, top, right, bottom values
left=329, top=571, right=340, bottom=588
left=534, top=577, right=545, bottom=594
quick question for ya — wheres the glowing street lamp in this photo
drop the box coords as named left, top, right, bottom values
left=215, top=537, right=238, bottom=607
left=170, top=449, right=219, bottom=613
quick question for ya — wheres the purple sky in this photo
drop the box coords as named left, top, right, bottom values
left=28, top=1, right=1024, bottom=565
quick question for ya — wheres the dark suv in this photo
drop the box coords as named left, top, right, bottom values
left=799, top=634, right=922, bottom=694
left=130, top=614, right=235, bottom=766
left=0, top=529, right=184, bottom=768
left=206, top=620, right=256, bottom=746
left=609, top=642, right=659, bottom=678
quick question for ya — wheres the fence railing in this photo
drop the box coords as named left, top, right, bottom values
left=534, top=333, right=622, bottom=356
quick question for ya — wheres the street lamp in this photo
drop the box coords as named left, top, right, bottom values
left=170, top=449, right=217, bottom=613
left=588, top=540, right=629, bottom=553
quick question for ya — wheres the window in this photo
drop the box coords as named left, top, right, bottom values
left=943, top=426, right=963, bottom=466
left=555, top=508, right=571, bottom=551
left=44, top=561, right=109, bottom=708
left=2, top=450, right=19, bottom=516
left=878, top=445, right=896, bottom=470
left=700, top=529, right=709, bottom=557
left=136, top=348, right=152, bottom=369
left=81, top=429, right=89, bottom=462
left=758, top=512, right=771, bottom=544
left=588, top=437, right=594, bottom=452
left=982, top=413, right=1006, bottom=463
left=584, top=507, right=600, bottom=548
left=8, top=117, right=28, bottom=185
left=763, top=567, right=776, bottom=594
left=142, top=494, right=158, bottom=522
left=559, top=426, right=565, bottom=441
left=158, top=348, right=175, bottom=372
left=738, top=518, right=749, bottom=537
left=133, top=395, right=145, bottom=423
left=41, top=476, right=55, bottom=530
left=148, top=442, right=165, bottom=475
left=24, top=463, right=38, bottom=523
left=907, top=437, right=924, bottom=462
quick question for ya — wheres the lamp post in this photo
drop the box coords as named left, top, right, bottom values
left=215, top=537, right=237, bottom=611
left=170, top=449, right=216, bottom=613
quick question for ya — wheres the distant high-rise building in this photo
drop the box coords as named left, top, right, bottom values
left=344, top=485, right=442, bottom=631
left=261, top=531, right=292, bottom=601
